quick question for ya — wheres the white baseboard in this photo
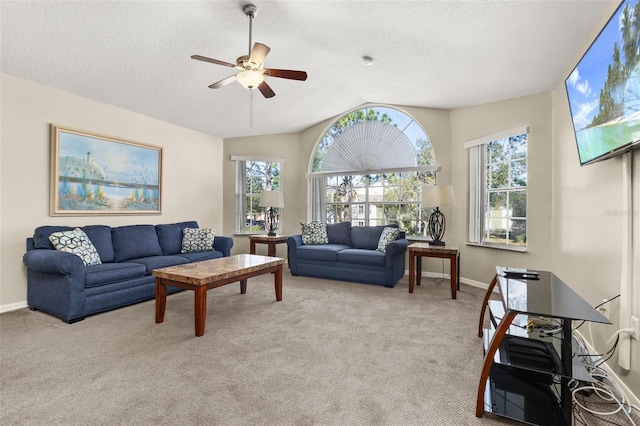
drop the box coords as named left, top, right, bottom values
left=405, top=270, right=489, bottom=291
left=0, top=301, right=28, bottom=314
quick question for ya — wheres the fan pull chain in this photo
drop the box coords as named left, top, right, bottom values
left=250, top=89, right=254, bottom=128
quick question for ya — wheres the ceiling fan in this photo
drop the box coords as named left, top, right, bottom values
left=191, top=3, right=307, bottom=99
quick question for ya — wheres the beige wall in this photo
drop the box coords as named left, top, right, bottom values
left=551, top=84, right=640, bottom=397
left=0, top=73, right=224, bottom=309
left=222, top=132, right=302, bottom=256
left=449, top=93, right=553, bottom=284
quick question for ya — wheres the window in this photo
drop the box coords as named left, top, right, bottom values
left=232, top=156, right=282, bottom=233
left=466, top=127, right=529, bottom=249
left=325, top=172, right=435, bottom=235
left=309, top=106, right=438, bottom=237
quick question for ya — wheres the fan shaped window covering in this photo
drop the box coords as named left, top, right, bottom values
left=307, top=105, right=438, bottom=228
left=321, top=121, right=417, bottom=172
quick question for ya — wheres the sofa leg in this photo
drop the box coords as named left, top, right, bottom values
left=64, top=317, right=86, bottom=324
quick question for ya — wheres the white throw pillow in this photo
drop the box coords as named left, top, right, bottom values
left=377, top=227, right=400, bottom=252
left=181, top=228, right=215, bottom=253
left=49, top=228, right=102, bottom=266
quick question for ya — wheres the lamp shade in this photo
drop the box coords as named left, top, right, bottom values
left=235, top=70, right=264, bottom=89
left=421, top=185, right=456, bottom=209
left=258, top=190, right=284, bottom=208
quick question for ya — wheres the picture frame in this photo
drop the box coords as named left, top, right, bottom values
left=50, top=125, right=162, bottom=216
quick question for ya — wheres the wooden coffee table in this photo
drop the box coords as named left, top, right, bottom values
left=153, top=254, right=285, bottom=336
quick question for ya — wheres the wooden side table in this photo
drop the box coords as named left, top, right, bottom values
left=408, top=243, right=460, bottom=299
left=249, top=235, right=288, bottom=257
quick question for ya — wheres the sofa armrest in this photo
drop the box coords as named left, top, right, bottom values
left=213, top=236, right=234, bottom=257
left=23, top=249, right=87, bottom=322
left=23, top=249, right=85, bottom=275
left=385, top=238, right=409, bottom=258
left=286, top=235, right=304, bottom=275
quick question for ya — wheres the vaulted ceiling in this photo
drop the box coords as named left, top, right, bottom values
left=1, top=0, right=618, bottom=139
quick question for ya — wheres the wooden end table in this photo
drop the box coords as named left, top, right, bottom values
left=153, top=254, right=285, bottom=336
left=249, top=235, right=288, bottom=257
left=408, top=243, right=460, bottom=299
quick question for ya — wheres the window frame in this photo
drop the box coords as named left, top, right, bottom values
left=466, top=126, right=530, bottom=251
left=231, top=155, right=284, bottom=235
left=307, top=105, right=438, bottom=236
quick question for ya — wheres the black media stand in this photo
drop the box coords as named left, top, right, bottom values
left=476, top=267, right=610, bottom=425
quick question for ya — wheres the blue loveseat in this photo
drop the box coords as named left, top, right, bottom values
left=23, top=221, right=233, bottom=323
left=287, top=222, right=408, bottom=287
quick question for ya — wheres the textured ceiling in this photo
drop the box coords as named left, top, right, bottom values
left=1, top=0, right=619, bottom=139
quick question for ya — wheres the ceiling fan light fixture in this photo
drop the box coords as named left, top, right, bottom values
left=236, top=69, right=264, bottom=89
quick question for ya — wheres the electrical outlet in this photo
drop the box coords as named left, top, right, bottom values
left=631, top=316, right=639, bottom=341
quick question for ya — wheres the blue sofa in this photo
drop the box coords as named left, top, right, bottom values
left=23, top=221, right=233, bottom=323
left=287, top=222, right=408, bottom=287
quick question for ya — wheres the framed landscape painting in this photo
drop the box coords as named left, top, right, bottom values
left=50, top=125, right=162, bottom=216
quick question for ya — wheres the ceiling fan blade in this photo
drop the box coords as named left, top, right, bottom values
left=263, top=68, right=308, bottom=81
left=191, top=55, right=236, bottom=68
left=257, top=81, right=275, bottom=98
left=249, top=43, right=270, bottom=65
left=208, top=75, right=237, bottom=89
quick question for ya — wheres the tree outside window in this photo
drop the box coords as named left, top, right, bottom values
left=484, top=134, right=527, bottom=247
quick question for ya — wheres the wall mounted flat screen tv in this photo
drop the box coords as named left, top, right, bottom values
left=565, top=0, right=640, bottom=166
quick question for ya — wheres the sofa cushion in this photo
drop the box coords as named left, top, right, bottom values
left=377, top=227, right=400, bottom=252
left=33, top=226, right=74, bottom=249
left=351, top=225, right=398, bottom=250
left=81, top=225, right=115, bottom=263
left=326, top=222, right=352, bottom=246
left=112, top=225, right=163, bottom=262
left=337, top=249, right=386, bottom=267
left=156, top=221, right=199, bottom=255
left=49, top=228, right=102, bottom=267
left=126, top=255, right=190, bottom=275
left=181, top=228, right=215, bottom=253
left=178, top=250, right=223, bottom=262
left=300, top=221, right=329, bottom=245
left=296, top=244, right=349, bottom=262
left=84, top=262, right=147, bottom=287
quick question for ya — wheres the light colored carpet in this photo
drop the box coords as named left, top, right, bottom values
left=1, top=272, right=520, bottom=425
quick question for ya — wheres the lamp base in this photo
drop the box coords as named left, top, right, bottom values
left=267, top=230, right=277, bottom=237
left=429, top=240, right=446, bottom=246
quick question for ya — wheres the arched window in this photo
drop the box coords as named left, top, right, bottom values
left=308, top=105, right=437, bottom=237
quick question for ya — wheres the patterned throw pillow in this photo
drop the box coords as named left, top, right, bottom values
left=300, top=221, right=329, bottom=245
left=49, top=228, right=102, bottom=266
left=181, top=228, right=215, bottom=253
left=377, top=227, right=400, bottom=252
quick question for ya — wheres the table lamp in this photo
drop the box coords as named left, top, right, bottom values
left=421, top=185, right=456, bottom=246
left=258, top=190, right=284, bottom=236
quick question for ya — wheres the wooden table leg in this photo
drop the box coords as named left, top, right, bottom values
left=450, top=254, right=457, bottom=299
left=240, top=279, right=247, bottom=294
left=274, top=264, right=283, bottom=301
left=194, top=286, right=207, bottom=337
left=409, top=252, right=415, bottom=293
left=250, top=240, right=256, bottom=255
left=267, top=242, right=276, bottom=257
left=457, top=252, right=461, bottom=290
left=416, top=256, right=422, bottom=286
left=155, top=278, right=167, bottom=323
